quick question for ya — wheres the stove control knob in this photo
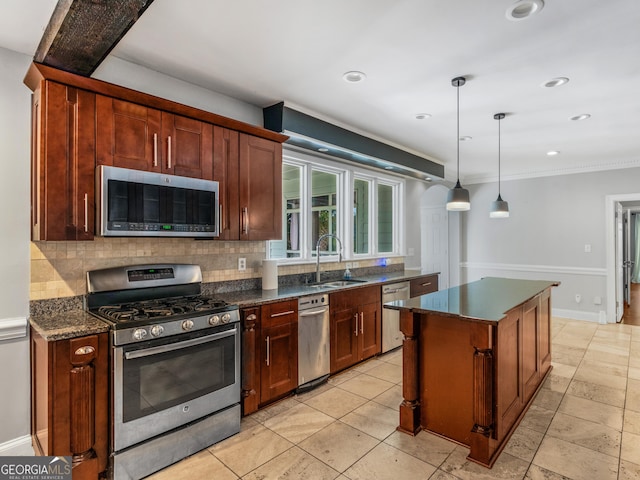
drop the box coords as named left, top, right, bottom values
left=221, top=313, right=231, bottom=324
left=132, top=328, right=148, bottom=341
left=209, top=315, right=220, bottom=326
left=182, top=319, right=194, bottom=331
left=150, top=325, right=164, bottom=337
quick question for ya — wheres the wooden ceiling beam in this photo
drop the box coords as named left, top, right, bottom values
left=34, top=0, right=155, bottom=76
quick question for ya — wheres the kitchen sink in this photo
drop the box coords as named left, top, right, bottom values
left=305, top=279, right=367, bottom=289
left=321, top=279, right=366, bottom=287
left=305, top=278, right=366, bottom=289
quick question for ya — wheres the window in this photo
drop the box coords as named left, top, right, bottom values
left=353, top=178, right=369, bottom=255
left=269, top=150, right=402, bottom=262
left=311, top=170, right=339, bottom=256
left=378, top=183, right=394, bottom=253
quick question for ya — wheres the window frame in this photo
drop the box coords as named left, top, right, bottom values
left=269, top=148, right=404, bottom=264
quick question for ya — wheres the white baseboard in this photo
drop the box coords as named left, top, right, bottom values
left=0, top=435, right=34, bottom=456
left=553, top=308, right=601, bottom=323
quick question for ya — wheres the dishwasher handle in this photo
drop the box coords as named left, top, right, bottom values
left=383, top=286, right=410, bottom=294
left=299, top=306, right=330, bottom=317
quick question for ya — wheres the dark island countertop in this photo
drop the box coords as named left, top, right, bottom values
left=385, top=277, right=559, bottom=323
left=30, top=269, right=439, bottom=341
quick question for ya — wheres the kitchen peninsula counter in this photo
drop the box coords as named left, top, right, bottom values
left=385, top=277, right=558, bottom=468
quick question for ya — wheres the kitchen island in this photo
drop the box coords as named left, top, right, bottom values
left=385, top=277, right=558, bottom=468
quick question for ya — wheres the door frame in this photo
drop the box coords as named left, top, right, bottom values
left=605, top=193, right=640, bottom=323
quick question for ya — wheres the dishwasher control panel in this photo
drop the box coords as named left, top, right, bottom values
left=299, top=294, right=328, bottom=310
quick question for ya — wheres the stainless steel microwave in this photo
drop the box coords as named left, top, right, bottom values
left=97, top=165, right=219, bottom=237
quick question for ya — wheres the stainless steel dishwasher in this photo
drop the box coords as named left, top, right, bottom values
left=381, top=281, right=411, bottom=353
left=297, top=293, right=330, bottom=393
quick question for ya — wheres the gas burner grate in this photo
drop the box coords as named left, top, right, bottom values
left=93, top=295, right=233, bottom=324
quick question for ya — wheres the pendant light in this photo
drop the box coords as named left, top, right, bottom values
left=446, top=76, right=470, bottom=211
left=490, top=113, right=510, bottom=218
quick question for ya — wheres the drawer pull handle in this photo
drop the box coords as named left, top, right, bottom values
left=75, top=346, right=95, bottom=356
left=420, top=282, right=432, bottom=287
left=270, top=310, right=295, bottom=318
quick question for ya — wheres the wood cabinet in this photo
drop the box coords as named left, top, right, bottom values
left=31, top=328, right=108, bottom=480
left=409, top=274, right=439, bottom=297
left=96, top=97, right=213, bottom=179
left=31, top=80, right=96, bottom=241
left=241, top=300, right=298, bottom=415
left=25, top=62, right=288, bottom=242
left=260, top=300, right=298, bottom=404
left=330, top=285, right=381, bottom=373
left=214, top=128, right=283, bottom=241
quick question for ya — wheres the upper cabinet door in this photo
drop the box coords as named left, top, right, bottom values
left=239, top=135, right=282, bottom=241
left=96, top=96, right=162, bottom=172
left=32, top=81, right=96, bottom=241
left=213, top=126, right=240, bottom=240
left=161, top=112, right=213, bottom=179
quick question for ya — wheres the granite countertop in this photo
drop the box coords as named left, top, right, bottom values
left=385, top=277, right=559, bottom=323
left=30, top=310, right=110, bottom=341
left=219, top=269, right=437, bottom=307
left=30, top=269, right=439, bottom=341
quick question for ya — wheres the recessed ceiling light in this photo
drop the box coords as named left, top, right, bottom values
left=505, top=0, right=544, bottom=21
left=459, top=136, right=472, bottom=142
left=384, top=166, right=394, bottom=170
left=542, top=77, right=569, bottom=88
left=318, top=147, right=329, bottom=152
left=343, top=71, right=366, bottom=83
left=570, top=114, right=591, bottom=121
left=415, top=113, right=432, bottom=120
left=546, top=150, right=560, bottom=156
left=425, top=177, right=432, bottom=182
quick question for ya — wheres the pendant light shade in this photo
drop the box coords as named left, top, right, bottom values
left=446, top=76, right=470, bottom=211
left=490, top=113, right=510, bottom=218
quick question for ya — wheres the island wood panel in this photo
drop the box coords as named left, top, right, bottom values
left=420, top=314, right=477, bottom=446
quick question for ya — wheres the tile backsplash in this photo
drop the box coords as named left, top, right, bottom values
left=30, top=238, right=402, bottom=300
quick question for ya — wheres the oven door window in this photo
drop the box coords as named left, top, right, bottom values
left=121, top=326, right=236, bottom=423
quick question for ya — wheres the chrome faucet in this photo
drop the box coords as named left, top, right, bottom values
left=315, top=233, right=343, bottom=283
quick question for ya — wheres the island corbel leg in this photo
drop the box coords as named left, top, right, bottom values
left=469, top=346, right=494, bottom=466
left=398, top=310, right=421, bottom=435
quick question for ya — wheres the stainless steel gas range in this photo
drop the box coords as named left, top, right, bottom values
left=86, top=264, right=240, bottom=480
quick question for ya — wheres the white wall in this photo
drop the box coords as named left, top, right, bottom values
left=0, top=46, right=32, bottom=454
left=94, top=56, right=263, bottom=126
left=463, top=169, right=640, bottom=322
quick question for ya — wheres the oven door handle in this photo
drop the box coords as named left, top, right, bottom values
left=124, top=327, right=237, bottom=360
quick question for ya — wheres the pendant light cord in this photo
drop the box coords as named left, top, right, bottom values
left=498, top=116, right=501, bottom=196
left=456, top=82, right=460, bottom=182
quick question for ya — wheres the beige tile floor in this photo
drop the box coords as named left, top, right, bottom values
left=148, top=317, right=640, bottom=480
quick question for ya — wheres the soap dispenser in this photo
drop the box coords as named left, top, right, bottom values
left=343, top=267, right=352, bottom=280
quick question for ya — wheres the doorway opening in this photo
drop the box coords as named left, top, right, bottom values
left=605, top=193, right=640, bottom=324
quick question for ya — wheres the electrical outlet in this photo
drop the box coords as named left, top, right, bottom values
left=346, top=262, right=353, bottom=269
left=238, top=258, right=246, bottom=271
left=584, top=244, right=592, bottom=253
left=594, top=296, right=602, bottom=305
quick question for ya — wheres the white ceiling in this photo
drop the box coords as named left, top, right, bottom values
left=2, top=0, right=640, bottom=183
